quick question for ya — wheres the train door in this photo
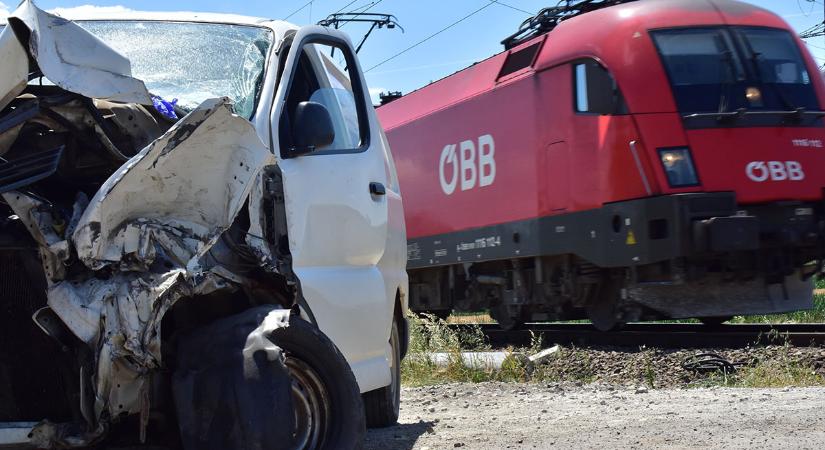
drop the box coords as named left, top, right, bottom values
left=567, top=59, right=654, bottom=207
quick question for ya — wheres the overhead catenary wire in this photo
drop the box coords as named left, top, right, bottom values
left=284, top=0, right=314, bottom=20
left=335, top=0, right=362, bottom=14
left=490, top=0, right=534, bottom=15
left=366, top=1, right=497, bottom=72
left=336, top=0, right=386, bottom=28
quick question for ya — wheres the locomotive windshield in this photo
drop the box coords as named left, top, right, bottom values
left=651, top=26, right=822, bottom=127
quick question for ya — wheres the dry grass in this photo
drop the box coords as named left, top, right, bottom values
left=401, top=313, right=528, bottom=386
left=446, top=312, right=494, bottom=324
left=402, top=314, right=825, bottom=389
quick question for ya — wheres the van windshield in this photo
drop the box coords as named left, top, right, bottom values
left=80, top=21, right=274, bottom=119
left=651, top=26, right=820, bottom=126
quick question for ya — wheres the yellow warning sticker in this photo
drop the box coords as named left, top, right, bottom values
left=626, top=230, right=637, bottom=245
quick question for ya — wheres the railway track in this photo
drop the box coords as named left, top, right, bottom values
left=447, top=323, right=825, bottom=349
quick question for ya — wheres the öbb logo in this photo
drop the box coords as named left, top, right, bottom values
left=439, top=134, right=496, bottom=195
left=745, top=161, right=804, bottom=182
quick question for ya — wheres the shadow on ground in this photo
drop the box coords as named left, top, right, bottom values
left=364, top=420, right=435, bottom=450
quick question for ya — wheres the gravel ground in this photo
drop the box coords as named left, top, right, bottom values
left=365, top=383, right=825, bottom=449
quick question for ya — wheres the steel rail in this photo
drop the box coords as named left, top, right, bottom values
left=446, top=323, right=825, bottom=348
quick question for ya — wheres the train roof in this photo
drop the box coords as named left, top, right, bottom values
left=377, top=0, right=790, bottom=130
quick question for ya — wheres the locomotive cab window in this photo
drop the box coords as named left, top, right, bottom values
left=279, top=40, right=369, bottom=157
left=651, top=26, right=822, bottom=128
left=574, top=60, right=627, bottom=115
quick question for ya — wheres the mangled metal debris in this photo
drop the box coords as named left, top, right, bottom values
left=0, top=2, right=280, bottom=446
left=2, top=0, right=152, bottom=108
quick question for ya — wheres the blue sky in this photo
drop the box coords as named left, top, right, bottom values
left=2, top=1, right=824, bottom=100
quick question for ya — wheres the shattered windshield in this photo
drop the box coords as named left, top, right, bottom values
left=80, top=21, right=273, bottom=119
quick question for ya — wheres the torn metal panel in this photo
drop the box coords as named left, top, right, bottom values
left=73, top=97, right=275, bottom=272
left=5, top=1, right=152, bottom=105
left=1, top=191, right=71, bottom=281
left=48, top=269, right=237, bottom=420
left=0, top=26, right=28, bottom=112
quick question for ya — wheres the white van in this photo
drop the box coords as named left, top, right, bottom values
left=0, top=2, right=408, bottom=448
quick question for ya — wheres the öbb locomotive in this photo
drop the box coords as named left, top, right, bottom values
left=377, top=0, right=825, bottom=330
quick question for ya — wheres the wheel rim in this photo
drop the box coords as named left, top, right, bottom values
left=286, top=356, right=331, bottom=450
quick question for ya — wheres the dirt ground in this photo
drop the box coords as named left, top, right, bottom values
left=365, top=382, right=825, bottom=449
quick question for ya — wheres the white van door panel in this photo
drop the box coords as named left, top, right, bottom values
left=270, top=26, right=391, bottom=392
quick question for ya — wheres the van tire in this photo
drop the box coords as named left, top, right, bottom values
left=363, top=319, right=401, bottom=427
left=172, top=306, right=365, bottom=450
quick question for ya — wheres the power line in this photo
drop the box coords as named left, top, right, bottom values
left=284, top=1, right=313, bottom=20
left=366, top=1, right=496, bottom=72
left=798, top=0, right=815, bottom=17
left=490, top=0, right=533, bottom=15
left=335, top=0, right=363, bottom=14
left=338, top=0, right=385, bottom=28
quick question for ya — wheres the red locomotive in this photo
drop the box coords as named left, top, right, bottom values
left=377, top=0, right=825, bottom=330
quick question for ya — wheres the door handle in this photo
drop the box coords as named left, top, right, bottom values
left=369, top=182, right=386, bottom=196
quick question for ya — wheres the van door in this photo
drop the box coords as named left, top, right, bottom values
left=270, top=26, right=391, bottom=392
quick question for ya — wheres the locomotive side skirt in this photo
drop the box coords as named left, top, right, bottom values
left=409, top=192, right=821, bottom=269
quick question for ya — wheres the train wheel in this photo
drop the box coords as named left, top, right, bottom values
left=491, top=303, right=523, bottom=331
left=587, top=277, right=623, bottom=332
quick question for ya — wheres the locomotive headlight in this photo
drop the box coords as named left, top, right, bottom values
left=658, top=147, right=699, bottom=187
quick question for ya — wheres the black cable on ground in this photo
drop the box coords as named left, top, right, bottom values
left=681, top=353, right=747, bottom=375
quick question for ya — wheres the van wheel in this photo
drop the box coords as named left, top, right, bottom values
left=173, top=306, right=365, bottom=450
left=275, top=317, right=366, bottom=449
left=363, top=319, right=401, bottom=427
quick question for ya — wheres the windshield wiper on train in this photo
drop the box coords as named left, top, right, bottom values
left=683, top=108, right=825, bottom=120
left=716, top=49, right=738, bottom=119
left=746, top=50, right=804, bottom=122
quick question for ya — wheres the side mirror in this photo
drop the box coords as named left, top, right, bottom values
left=289, top=101, right=335, bottom=157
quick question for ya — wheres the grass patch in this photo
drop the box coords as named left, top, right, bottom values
left=401, top=313, right=529, bottom=386
left=401, top=314, right=825, bottom=389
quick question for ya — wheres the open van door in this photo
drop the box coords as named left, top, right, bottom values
left=269, top=26, right=392, bottom=392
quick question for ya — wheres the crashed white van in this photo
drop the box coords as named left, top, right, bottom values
left=0, top=2, right=408, bottom=449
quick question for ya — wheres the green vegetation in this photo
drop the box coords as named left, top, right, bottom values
left=401, top=313, right=825, bottom=388
left=401, top=313, right=528, bottom=386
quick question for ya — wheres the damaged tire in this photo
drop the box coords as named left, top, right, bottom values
left=362, top=319, right=401, bottom=427
left=172, top=306, right=365, bottom=450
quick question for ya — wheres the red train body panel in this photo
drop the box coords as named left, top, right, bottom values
left=377, top=0, right=825, bottom=328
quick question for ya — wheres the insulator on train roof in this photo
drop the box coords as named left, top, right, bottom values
left=501, top=0, right=639, bottom=49
left=379, top=91, right=403, bottom=106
